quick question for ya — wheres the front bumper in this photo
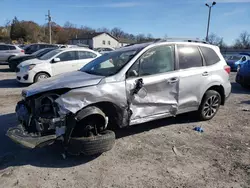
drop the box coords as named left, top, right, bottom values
left=16, top=69, right=35, bottom=83
left=6, top=125, right=56, bottom=149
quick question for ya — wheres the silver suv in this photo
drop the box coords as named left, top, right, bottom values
left=7, top=39, right=231, bottom=156
left=0, top=44, right=24, bottom=62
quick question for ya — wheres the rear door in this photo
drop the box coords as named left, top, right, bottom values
left=76, top=51, right=97, bottom=69
left=125, top=45, right=180, bottom=122
left=176, top=44, right=208, bottom=112
left=0, top=45, right=10, bottom=61
left=51, top=51, right=78, bottom=75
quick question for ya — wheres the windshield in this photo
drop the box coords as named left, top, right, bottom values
left=80, top=48, right=141, bottom=76
left=228, top=55, right=242, bottom=61
left=31, top=48, right=46, bottom=56
left=38, top=49, right=62, bottom=60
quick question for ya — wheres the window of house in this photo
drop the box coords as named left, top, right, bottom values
left=177, top=45, right=203, bottom=69
left=103, top=40, right=106, bottom=45
left=200, top=46, right=220, bottom=66
left=108, top=41, right=111, bottom=45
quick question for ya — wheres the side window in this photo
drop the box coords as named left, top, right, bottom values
left=56, top=51, right=77, bottom=62
left=0, top=45, right=9, bottom=50
left=177, top=45, right=203, bottom=69
left=127, top=45, right=174, bottom=77
left=200, top=46, right=220, bottom=66
left=78, top=51, right=97, bottom=59
left=9, top=46, right=16, bottom=50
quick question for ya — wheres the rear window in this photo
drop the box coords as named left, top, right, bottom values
left=8, top=45, right=16, bottom=50
left=200, top=46, right=220, bottom=66
left=177, top=45, right=203, bottom=69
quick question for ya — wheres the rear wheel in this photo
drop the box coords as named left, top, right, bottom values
left=198, top=90, right=221, bottom=121
left=34, top=72, right=50, bottom=83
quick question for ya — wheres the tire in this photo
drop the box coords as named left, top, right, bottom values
left=7, top=56, right=15, bottom=62
left=68, top=130, right=115, bottom=156
left=198, top=90, right=221, bottom=121
left=240, top=83, right=250, bottom=89
left=34, top=72, right=50, bottom=83
left=9, top=63, right=16, bottom=72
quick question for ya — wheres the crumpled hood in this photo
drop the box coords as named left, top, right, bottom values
left=23, top=71, right=105, bottom=97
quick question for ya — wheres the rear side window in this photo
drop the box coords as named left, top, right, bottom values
left=0, top=45, right=9, bottom=50
left=200, top=46, right=220, bottom=66
left=78, top=51, right=97, bottom=59
left=9, top=46, right=16, bottom=50
left=177, top=45, right=203, bottom=69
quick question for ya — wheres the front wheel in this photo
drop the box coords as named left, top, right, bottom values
left=34, top=72, right=50, bottom=83
left=198, top=90, right=221, bottom=121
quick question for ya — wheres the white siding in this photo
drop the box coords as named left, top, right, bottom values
left=92, top=33, right=119, bottom=49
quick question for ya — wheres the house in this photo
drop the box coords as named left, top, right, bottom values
left=118, top=38, right=135, bottom=47
left=69, top=32, right=120, bottom=49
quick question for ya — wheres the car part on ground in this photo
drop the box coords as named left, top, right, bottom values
left=7, top=39, right=231, bottom=156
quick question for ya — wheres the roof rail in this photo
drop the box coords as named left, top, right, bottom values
left=154, top=38, right=209, bottom=44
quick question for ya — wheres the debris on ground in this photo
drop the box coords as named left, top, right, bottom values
left=242, top=108, right=250, bottom=112
left=193, top=126, right=204, bottom=133
left=172, top=146, right=181, bottom=156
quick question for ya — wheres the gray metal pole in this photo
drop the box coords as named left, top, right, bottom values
left=206, top=6, right=212, bottom=42
left=48, top=10, right=52, bottom=44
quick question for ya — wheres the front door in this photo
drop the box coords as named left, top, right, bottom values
left=125, top=45, right=180, bottom=124
left=51, top=51, right=78, bottom=75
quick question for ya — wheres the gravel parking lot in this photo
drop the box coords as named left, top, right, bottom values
left=0, top=65, right=249, bottom=188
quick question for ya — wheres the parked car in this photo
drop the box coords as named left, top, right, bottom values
left=0, top=44, right=24, bottom=62
left=24, top=43, right=58, bottom=54
left=236, top=58, right=250, bottom=88
left=16, top=48, right=100, bottom=83
left=94, top=47, right=114, bottom=54
left=227, top=53, right=250, bottom=71
left=9, top=47, right=58, bottom=71
left=7, top=41, right=231, bottom=156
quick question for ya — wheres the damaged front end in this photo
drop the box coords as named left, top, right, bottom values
left=7, top=92, right=67, bottom=149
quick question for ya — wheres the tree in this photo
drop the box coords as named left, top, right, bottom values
left=111, top=27, right=124, bottom=38
left=10, top=17, right=26, bottom=41
left=207, top=33, right=226, bottom=48
left=234, top=31, right=250, bottom=49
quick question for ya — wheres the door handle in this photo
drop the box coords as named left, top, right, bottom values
left=202, top=71, right=209, bottom=76
left=167, top=77, right=179, bottom=84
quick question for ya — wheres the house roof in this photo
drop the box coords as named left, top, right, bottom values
left=118, top=38, right=136, bottom=44
left=71, top=32, right=118, bottom=41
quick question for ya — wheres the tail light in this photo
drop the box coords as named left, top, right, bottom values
left=21, top=50, right=24, bottom=53
left=224, top=65, right=231, bottom=74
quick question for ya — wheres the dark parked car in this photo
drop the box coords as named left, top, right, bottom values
left=236, top=58, right=250, bottom=88
left=8, top=48, right=57, bottom=71
left=24, top=43, right=58, bottom=54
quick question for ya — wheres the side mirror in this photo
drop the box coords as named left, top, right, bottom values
left=53, top=58, right=60, bottom=63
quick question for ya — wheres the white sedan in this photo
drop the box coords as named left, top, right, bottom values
left=16, top=48, right=100, bottom=83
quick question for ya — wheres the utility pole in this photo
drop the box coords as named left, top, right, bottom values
left=46, top=10, right=52, bottom=44
left=205, top=2, right=216, bottom=42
